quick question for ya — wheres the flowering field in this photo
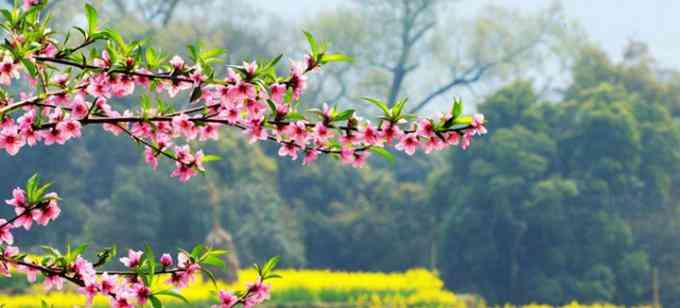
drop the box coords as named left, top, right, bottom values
left=0, top=268, right=650, bottom=308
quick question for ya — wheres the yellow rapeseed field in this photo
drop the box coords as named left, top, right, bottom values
left=0, top=269, right=654, bottom=307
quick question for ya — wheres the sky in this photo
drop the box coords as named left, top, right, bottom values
left=249, top=0, right=680, bottom=69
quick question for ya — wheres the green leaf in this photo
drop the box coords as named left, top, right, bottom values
left=189, top=86, right=202, bottom=103
left=285, top=112, right=305, bottom=121
left=201, top=255, right=225, bottom=268
left=41, top=300, right=49, bottom=308
left=201, top=48, right=225, bottom=60
left=333, top=109, right=355, bottom=122
left=303, top=31, right=318, bottom=55
left=265, top=99, right=277, bottom=113
left=453, top=115, right=473, bottom=125
left=144, top=243, right=156, bottom=282
left=392, top=98, right=409, bottom=118
left=361, top=97, right=389, bottom=115
left=71, top=243, right=89, bottom=258
left=201, top=268, right=219, bottom=289
left=21, top=58, right=37, bottom=77
left=149, top=296, right=163, bottom=308
left=202, top=155, right=221, bottom=162
left=452, top=98, right=463, bottom=118
left=190, top=244, right=204, bottom=259
left=370, top=147, right=395, bottom=164
left=262, top=256, right=280, bottom=275
left=84, top=4, right=98, bottom=35
left=154, top=290, right=189, bottom=304
left=320, top=53, right=353, bottom=63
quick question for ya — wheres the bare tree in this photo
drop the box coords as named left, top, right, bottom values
left=307, top=1, right=572, bottom=113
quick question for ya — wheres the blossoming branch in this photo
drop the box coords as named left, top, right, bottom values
left=0, top=1, right=486, bottom=182
left=0, top=174, right=278, bottom=308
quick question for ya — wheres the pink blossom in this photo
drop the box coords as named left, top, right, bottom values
left=243, top=98, right=266, bottom=117
left=35, top=199, right=60, bottom=226
left=79, top=282, right=99, bottom=306
left=199, top=124, right=220, bottom=141
left=111, top=297, right=134, bottom=308
left=246, top=280, right=272, bottom=304
left=382, top=123, right=403, bottom=144
left=0, top=55, right=19, bottom=85
left=134, top=69, right=151, bottom=88
left=313, top=122, right=334, bottom=144
left=213, top=290, right=239, bottom=308
left=269, top=83, right=287, bottom=104
left=17, top=264, right=38, bottom=283
left=51, top=73, right=69, bottom=86
left=167, top=272, right=188, bottom=289
left=166, top=79, right=192, bottom=98
left=86, top=73, right=112, bottom=98
left=144, top=147, right=158, bottom=170
left=395, top=133, right=419, bottom=156
left=160, top=253, right=173, bottom=267
left=0, top=126, right=25, bottom=156
left=228, top=81, right=256, bottom=101
left=102, top=111, right=125, bottom=136
left=42, top=127, right=67, bottom=145
left=13, top=207, right=37, bottom=230
left=244, top=61, right=258, bottom=76
left=57, top=120, right=82, bottom=140
left=69, top=94, right=90, bottom=119
left=99, top=272, right=116, bottom=294
left=0, top=219, right=13, bottom=244
left=339, top=133, right=359, bottom=147
left=93, top=50, right=111, bottom=68
left=130, top=122, right=154, bottom=139
left=132, top=283, right=151, bottom=305
left=23, top=0, right=40, bottom=10
left=421, top=137, right=442, bottom=154
left=445, top=132, right=460, bottom=145
left=44, top=274, right=64, bottom=291
left=194, top=150, right=206, bottom=172
left=0, top=117, right=13, bottom=130
left=352, top=151, right=369, bottom=168
left=4, top=245, right=18, bottom=258
left=172, top=114, right=198, bottom=140
left=190, top=70, right=207, bottom=85
left=416, top=119, right=435, bottom=138
left=38, top=43, right=58, bottom=57
left=47, top=92, right=69, bottom=106
left=73, top=255, right=96, bottom=285
left=219, top=106, right=241, bottom=124
left=17, top=110, right=35, bottom=129
left=288, top=60, right=307, bottom=101
left=19, top=127, right=39, bottom=146
left=5, top=188, right=26, bottom=208
left=0, top=261, right=9, bottom=278
left=461, top=130, right=473, bottom=150
left=170, top=55, right=185, bottom=70
left=340, top=147, right=354, bottom=165
left=174, top=145, right=194, bottom=164
left=120, top=249, right=143, bottom=268
left=278, top=142, right=298, bottom=160
left=112, top=74, right=135, bottom=96
left=359, top=123, right=383, bottom=146
left=171, top=162, right=196, bottom=182
left=470, top=114, right=487, bottom=135
left=303, top=149, right=319, bottom=166
left=245, top=121, right=267, bottom=144
left=287, top=121, right=309, bottom=145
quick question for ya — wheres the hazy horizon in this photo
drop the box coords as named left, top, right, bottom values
left=251, top=0, right=680, bottom=69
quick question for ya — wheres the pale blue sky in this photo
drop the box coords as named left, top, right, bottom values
left=250, top=0, right=680, bottom=68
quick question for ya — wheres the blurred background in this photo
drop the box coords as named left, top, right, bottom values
left=2, top=0, right=680, bottom=306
